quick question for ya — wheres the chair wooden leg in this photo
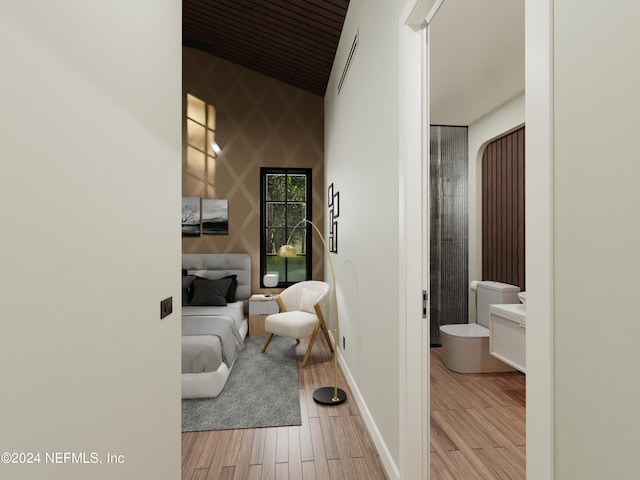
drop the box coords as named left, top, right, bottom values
left=319, top=318, right=334, bottom=353
left=302, top=321, right=322, bottom=367
left=314, top=305, right=334, bottom=353
left=261, top=333, right=274, bottom=353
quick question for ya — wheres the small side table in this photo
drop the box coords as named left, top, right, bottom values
left=248, top=294, right=279, bottom=336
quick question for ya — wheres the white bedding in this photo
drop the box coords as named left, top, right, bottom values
left=182, top=314, right=244, bottom=368
left=182, top=335, right=223, bottom=374
left=182, top=300, right=247, bottom=331
left=181, top=253, right=251, bottom=399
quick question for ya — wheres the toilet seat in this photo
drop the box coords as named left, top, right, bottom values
left=439, top=323, right=489, bottom=338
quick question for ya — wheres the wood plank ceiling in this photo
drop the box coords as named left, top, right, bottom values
left=182, top=0, right=350, bottom=97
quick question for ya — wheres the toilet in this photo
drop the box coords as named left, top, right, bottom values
left=439, top=281, right=520, bottom=373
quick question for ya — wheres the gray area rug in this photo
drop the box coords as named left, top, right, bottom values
left=182, top=335, right=301, bottom=432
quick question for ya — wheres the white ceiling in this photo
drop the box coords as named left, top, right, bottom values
left=428, top=0, right=525, bottom=126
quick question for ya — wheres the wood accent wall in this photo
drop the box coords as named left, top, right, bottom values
left=481, top=127, right=525, bottom=290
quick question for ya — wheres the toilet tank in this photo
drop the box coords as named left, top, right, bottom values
left=476, top=281, right=520, bottom=328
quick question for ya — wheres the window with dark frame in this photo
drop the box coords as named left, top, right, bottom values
left=260, top=168, right=312, bottom=287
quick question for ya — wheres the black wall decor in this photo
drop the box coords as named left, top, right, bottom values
left=328, top=183, right=339, bottom=253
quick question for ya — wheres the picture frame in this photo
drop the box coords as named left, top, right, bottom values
left=201, top=198, right=229, bottom=235
left=328, top=183, right=339, bottom=253
left=181, top=196, right=201, bottom=236
left=332, top=192, right=339, bottom=218
left=329, top=222, right=338, bottom=253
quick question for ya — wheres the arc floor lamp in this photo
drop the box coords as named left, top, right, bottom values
left=278, top=219, right=347, bottom=405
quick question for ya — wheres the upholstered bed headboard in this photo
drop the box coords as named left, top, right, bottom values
left=182, top=253, right=251, bottom=301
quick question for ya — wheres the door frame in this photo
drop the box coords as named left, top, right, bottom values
left=398, top=0, right=555, bottom=478
left=398, top=1, right=434, bottom=478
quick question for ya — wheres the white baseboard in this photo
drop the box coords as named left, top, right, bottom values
left=336, top=350, right=400, bottom=480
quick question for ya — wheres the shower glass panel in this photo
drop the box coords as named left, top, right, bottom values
left=429, top=126, right=468, bottom=345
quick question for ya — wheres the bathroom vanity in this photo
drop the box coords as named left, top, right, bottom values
left=489, top=303, right=526, bottom=373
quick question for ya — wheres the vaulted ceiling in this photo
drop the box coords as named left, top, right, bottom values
left=182, top=0, right=525, bottom=126
left=182, top=0, right=350, bottom=97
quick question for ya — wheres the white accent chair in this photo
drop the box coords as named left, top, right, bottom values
left=260, top=280, right=333, bottom=367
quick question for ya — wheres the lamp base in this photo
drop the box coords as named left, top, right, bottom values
left=313, top=386, right=347, bottom=406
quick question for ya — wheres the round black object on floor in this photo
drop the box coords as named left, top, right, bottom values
left=313, top=386, right=347, bottom=405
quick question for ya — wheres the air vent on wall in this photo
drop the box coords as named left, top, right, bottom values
left=337, top=29, right=359, bottom=95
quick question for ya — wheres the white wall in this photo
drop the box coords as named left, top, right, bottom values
left=0, top=2, right=181, bottom=479
left=468, top=93, right=525, bottom=321
left=324, top=0, right=405, bottom=474
left=552, top=1, right=640, bottom=478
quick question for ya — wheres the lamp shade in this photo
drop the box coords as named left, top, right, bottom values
left=277, top=244, right=297, bottom=257
left=263, top=273, right=279, bottom=288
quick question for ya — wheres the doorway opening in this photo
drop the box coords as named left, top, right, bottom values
left=426, top=0, right=526, bottom=477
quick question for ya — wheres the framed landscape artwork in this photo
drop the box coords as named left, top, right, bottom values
left=181, top=196, right=201, bottom=236
left=202, top=198, right=229, bottom=235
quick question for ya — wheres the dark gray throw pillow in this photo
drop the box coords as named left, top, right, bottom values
left=188, top=277, right=232, bottom=306
left=182, top=275, right=197, bottom=306
left=221, top=274, right=238, bottom=303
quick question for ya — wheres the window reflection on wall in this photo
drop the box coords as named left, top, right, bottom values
left=185, top=93, right=219, bottom=197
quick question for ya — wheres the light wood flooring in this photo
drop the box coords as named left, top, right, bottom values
left=181, top=341, right=525, bottom=479
left=181, top=336, right=389, bottom=480
left=430, top=347, right=526, bottom=479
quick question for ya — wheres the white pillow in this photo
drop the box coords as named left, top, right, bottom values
left=299, top=288, right=318, bottom=314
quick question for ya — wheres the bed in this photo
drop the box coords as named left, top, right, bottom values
left=181, top=253, right=251, bottom=399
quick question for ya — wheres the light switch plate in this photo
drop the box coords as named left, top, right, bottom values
left=160, top=297, right=173, bottom=319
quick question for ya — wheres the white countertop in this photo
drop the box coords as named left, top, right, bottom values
left=489, top=303, right=526, bottom=325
